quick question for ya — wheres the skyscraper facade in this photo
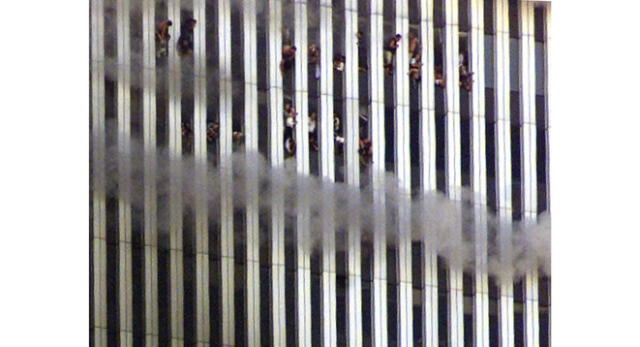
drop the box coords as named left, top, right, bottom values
left=90, top=0, right=551, bottom=345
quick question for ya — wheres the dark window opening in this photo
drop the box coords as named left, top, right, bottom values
left=459, top=0, right=471, bottom=33
left=536, top=124, right=548, bottom=214
left=158, top=248, right=170, bottom=346
left=438, top=256, right=449, bottom=347
left=285, top=270, right=296, bottom=346
left=386, top=246, right=398, bottom=346
left=484, top=0, right=495, bottom=35
left=485, top=118, right=497, bottom=213
left=235, top=262, right=247, bottom=346
left=434, top=0, right=445, bottom=29
left=510, top=38, right=520, bottom=91
left=106, top=242, right=119, bottom=347
left=260, top=264, right=272, bottom=347
left=534, top=7, right=546, bottom=43
left=461, top=119, right=471, bottom=187
left=508, top=0, right=520, bottom=38
left=183, top=253, right=196, bottom=346
left=385, top=107, right=395, bottom=172
left=410, top=111, right=421, bottom=194
left=132, top=241, right=145, bottom=346
left=484, top=35, right=495, bottom=89
left=511, top=92, right=522, bottom=221
left=515, top=311, right=525, bottom=346
left=436, top=112, right=446, bottom=193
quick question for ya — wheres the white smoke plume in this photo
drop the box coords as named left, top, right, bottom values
left=93, top=123, right=550, bottom=281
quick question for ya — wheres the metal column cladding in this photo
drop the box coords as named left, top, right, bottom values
left=495, top=0, right=515, bottom=346
left=418, top=1, right=439, bottom=346
left=141, top=0, right=159, bottom=345
left=369, top=0, right=388, bottom=345
left=90, top=0, right=107, bottom=345
left=166, top=1, right=184, bottom=345
left=242, top=1, right=261, bottom=346
left=544, top=4, right=551, bottom=214
left=192, top=0, right=210, bottom=345
left=392, top=1, right=413, bottom=346
left=293, top=1, right=312, bottom=346
left=318, top=1, right=337, bottom=346
left=217, top=0, right=236, bottom=345
left=519, top=2, right=540, bottom=347
left=443, top=0, right=465, bottom=345
left=267, top=1, right=287, bottom=345
left=343, top=0, right=363, bottom=346
left=116, top=0, right=133, bottom=345
left=469, top=0, right=490, bottom=346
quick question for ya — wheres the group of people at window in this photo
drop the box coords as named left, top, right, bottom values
left=161, top=19, right=473, bottom=159
left=283, top=103, right=372, bottom=166
left=280, top=30, right=474, bottom=91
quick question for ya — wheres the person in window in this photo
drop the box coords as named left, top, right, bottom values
left=283, top=103, right=298, bottom=141
left=359, top=138, right=373, bottom=166
left=232, top=131, right=244, bottom=144
left=333, top=114, right=342, bottom=133
left=285, top=137, right=296, bottom=157
left=177, top=18, right=197, bottom=57
left=308, top=44, right=321, bottom=79
left=181, top=121, right=193, bottom=151
left=357, top=31, right=368, bottom=71
left=383, top=34, right=402, bottom=74
left=206, top=122, right=219, bottom=143
left=308, top=112, right=319, bottom=151
left=408, top=32, right=420, bottom=58
left=155, top=20, right=172, bottom=58
left=459, top=53, right=474, bottom=91
left=333, top=54, right=345, bottom=72
left=359, top=113, right=369, bottom=139
left=334, top=134, right=345, bottom=154
left=435, top=65, right=446, bottom=88
left=409, top=53, right=423, bottom=83
left=280, top=45, right=297, bottom=73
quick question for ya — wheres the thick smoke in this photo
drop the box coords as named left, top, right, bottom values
left=94, top=123, right=550, bottom=280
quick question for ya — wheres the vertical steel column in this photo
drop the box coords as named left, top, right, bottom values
left=344, top=1, right=362, bottom=346
left=116, top=0, right=133, bottom=345
left=495, top=0, right=514, bottom=346
left=91, top=0, right=107, bottom=345
left=294, top=1, right=312, bottom=346
left=267, top=1, right=287, bottom=345
left=369, top=0, right=387, bottom=345
left=519, top=3, right=539, bottom=347
left=244, top=0, right=259, bottom=153
left=242, top=1, right=261, bottom=346
left=319, top=2, right=337, bottom=345
left=443, top=0, right=464, bottom=345
left=217, top=0, right=235, bottom=345
left=393, top=1, right=413, bottom=346
left=418, top=1, right=439, bottom=346
left=142, top=0, right=159, bottom=345
left=167, top=1, right=184, bottom=344
left=319, top=0, right=335, bottom=180
left=544, top=4, right=551, bottom=214
left=543, top=5, right=551, bottom=342
left=469, top=1, right=490, bottom=346
left=295, top=0, right=310, bottom=175
left=192, top=0, right=210, bottom=345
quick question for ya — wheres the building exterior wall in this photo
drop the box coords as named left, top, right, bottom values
left=90, top=0, right=551, bottom=346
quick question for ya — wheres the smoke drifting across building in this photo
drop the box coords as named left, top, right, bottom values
left=90, top=0, right=551, bottom=346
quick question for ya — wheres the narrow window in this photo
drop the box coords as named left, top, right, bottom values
left=434, top=0, right=446, bottom=193
left=437, top=256, right=449, bottom=347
